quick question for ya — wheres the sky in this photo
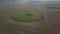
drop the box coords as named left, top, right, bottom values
left=48, top=0, right=60, bottom=1
left=22, top=0, right=60, bottom=2
left=0, top=0, right=59, bottom=1
left=23, top=0, right=45, bottom=1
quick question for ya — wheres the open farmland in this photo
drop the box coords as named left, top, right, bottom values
left=0, top=1, right=60, bottom=34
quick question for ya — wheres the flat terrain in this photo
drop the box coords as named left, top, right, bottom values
left=43, top=1, right=60, bottom=34
left=0, top=1, right=60, bottom=34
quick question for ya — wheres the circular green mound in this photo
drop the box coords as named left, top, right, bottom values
left=12, top=12, right=43, bottom=21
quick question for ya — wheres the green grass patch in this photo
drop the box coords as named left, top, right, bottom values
left=12, top=12, right=43, bottom=22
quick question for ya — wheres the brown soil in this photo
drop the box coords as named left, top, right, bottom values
left=0, top=2, right=60, bottom=34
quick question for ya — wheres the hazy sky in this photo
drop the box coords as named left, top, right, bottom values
left=0, top=0, right=60, bottom=2
left=22, top=0, right=60, bottom=1
left=22, top=0, right=45, bottom=1
left=48, top=0, right=60, bottom=1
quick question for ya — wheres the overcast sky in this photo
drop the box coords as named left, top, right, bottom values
left=47, top=0, right=60, bottom=1
left=0, top=0, right=59, bottom=1
left=25, top=0, right=45, bottom=1
left=22, top=0, right=60, bottom=1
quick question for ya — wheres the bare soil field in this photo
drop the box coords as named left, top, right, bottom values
left=0, top=2, right=60, bottom=34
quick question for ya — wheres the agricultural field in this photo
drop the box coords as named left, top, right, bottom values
left=0, top=1, right=60, bottom=34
